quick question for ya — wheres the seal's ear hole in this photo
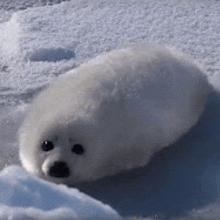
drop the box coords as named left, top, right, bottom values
left=42, top=140, right=54, bottom=152
left=72, top=144, right=84, bottom=155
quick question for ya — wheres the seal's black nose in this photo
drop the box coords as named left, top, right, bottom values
left=49, top=161, right=70, bottom=178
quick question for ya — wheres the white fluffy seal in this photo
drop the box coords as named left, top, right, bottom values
left=19, top=45, right=209, bottom=185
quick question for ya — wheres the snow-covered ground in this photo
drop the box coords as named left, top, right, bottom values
left=0, top=165, right=121, bottom=220
left=0, top=0, right=220, bottom=219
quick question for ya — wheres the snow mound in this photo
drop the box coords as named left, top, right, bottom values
left=0, top=165, right=121, bottom=220
left=29, top=47, right=75, bottom=62
left=0, top=13, right=20, bottom=57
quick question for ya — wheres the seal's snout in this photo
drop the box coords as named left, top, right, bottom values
left=49, top=161, right=70, bottom=178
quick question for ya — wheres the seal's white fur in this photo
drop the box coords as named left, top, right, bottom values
left=19, top=45, right=209, bottom=185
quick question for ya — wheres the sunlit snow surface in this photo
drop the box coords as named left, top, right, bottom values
left=0, top=0, right=220, bottom=219
left=0, top=165, right=121, bottom=220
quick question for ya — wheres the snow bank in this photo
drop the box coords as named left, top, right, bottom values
left=0, top=165, right=121, bottom=220
left=0, top=12, right=20, bottom=57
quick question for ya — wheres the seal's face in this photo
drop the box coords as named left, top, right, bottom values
left=38, top=122, right=103, bottom=185
left=19, top=116, right=107, bottom=185
left=40, top=130, right=86, bottom=184
left=41, top=140, right=85, bottom=178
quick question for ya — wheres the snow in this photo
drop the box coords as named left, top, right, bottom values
left=0, top=165, right=121, bottom=220
left=0, top=0, right=220, bottom=219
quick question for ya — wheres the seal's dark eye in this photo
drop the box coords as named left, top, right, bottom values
left=72, top=144, right=84, bottom=155
left=42, top=140, right=54, bottom=151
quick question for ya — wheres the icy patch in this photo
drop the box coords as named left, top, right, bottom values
left=0, top=165, right=121, bottom=220
left=29, top=47, right=75, bottom=62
